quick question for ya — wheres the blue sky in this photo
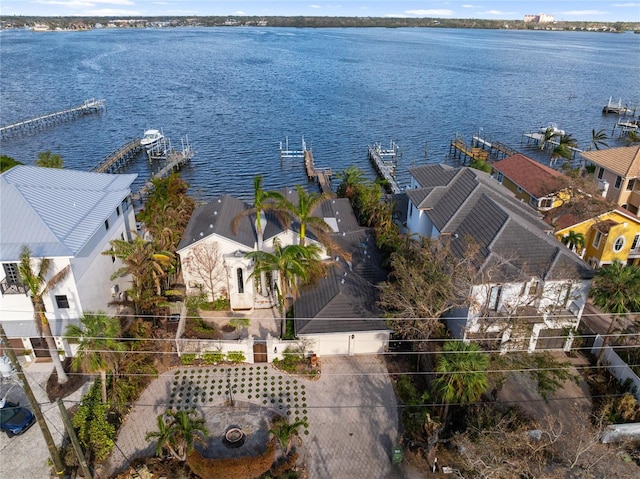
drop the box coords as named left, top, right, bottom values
left=1, top=1, right=638, bottom=22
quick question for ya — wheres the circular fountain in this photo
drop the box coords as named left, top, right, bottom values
left=223, top=425, right=246, bottom=448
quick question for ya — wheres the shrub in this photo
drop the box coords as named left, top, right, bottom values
left=180, top=353, right=197, bottom=365
left=226, top=351, right=246, bottom=363
left=213, top=297, right=231, bottom=311
left=202, top=351, right=225, bottom=365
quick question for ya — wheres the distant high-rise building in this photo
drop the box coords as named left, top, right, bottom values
left=524, top=13, right=555, bottom=24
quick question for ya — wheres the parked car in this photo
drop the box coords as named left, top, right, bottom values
left=0, top=401, right=35, bottom=437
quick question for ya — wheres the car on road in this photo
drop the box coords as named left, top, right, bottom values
left=0, top=401, right=36, bottom=437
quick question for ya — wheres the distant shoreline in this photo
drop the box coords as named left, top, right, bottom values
left=1, top=15, right=639, bottom=33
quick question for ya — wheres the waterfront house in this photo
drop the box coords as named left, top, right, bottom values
left=176, top=191, right=391, bottom=355
left=580, top=145, right=640, bottom=215
left=491, top=153, right=565, bottom=211
left=554, top=206, right=640, bottom=268
left=404, top=164, right=593, bottom=352
left=0, top=166, right=137, bottom=358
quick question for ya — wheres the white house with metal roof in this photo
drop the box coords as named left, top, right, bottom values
left=404, top=164, right=594, bottom=352
left=0, top=166, right=137, bottom=358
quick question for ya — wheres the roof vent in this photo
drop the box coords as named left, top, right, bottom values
left=218, top=199, right=222, bottom=203
left=341, top=278, right=345, bottom=284
left=199, top=232, right=204, bottom=237
left=209, top=224, right=213, bottom=228
left=214, top=211, right=218, bottom=215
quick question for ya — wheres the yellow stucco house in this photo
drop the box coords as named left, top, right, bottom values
left=555, top=207, right=640, bottom=267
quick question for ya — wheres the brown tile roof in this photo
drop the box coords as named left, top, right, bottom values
left=580, top=145, right=640, bottom=177
left=492, top=154, right=563, bottom=197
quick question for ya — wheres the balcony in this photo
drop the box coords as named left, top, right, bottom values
left=0, top=278, right=28, bottom=295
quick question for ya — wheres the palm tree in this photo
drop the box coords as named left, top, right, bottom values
left=279, top=185, right=332, bottom=246
left=65, top=311, right=125, bottom=403
left=550, top=134, right=578, bottom=166
left=336, top=165, right=365, bottom=200
left=146, top=410, right=208, bottom=462
left=18, top=245, right=70, bottom=384
left=561, top=230, right=585, bottom=253
left=626, top=130, right=640, bottom=144
left=231, top=175, right=286, bottom=251
left=35, top=150, right=63, bottom=168
left=269, top=418, right=308, bottom=456
left=431, top=341, right=489, bottom=424
left=0, top=154, right=23, bottom=173
left=539, top=127, right=561, bottom=151
left=589, top=128, right=609, bottom=151
left=589, top=261, right=640, bottom=364
left=247, top=240, right=324, bottom=335
left=103, top=235, right=173, bottom=315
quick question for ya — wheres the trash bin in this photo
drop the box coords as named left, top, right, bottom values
left=392, top=446, right=404, bottom=465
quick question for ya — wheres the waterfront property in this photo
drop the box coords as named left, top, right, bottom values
left=403, top=164, right=593, bottom=352
left=580, top=145, right=640, bottom=215
left=176, top=190, right=390, bottom=356
left=491, top=153, right=566, bottom=211
left=0, top=166, right=137, bottom=357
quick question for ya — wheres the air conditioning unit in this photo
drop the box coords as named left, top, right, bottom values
left=111, top=284, right=119, bottom=297
left=598, top=179, right=609, bottom=197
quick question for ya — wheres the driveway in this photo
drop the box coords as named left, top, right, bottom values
left=103, top=355, right=407, bottom=478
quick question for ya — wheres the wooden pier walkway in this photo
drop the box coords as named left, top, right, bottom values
left=367, top=141, right=401, bottom=194
left=134, top=142, right=195, bottom=201
left=280, top=136, right=333, bottom=194
left=449, top=138, right=490, bottom=162
left=0, top=99, right=105, bottom=141
left=92, top=139, right=142, bottom=173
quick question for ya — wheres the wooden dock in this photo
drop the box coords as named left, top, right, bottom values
left=280, top=136, right=333, bottom=194
left=367, top=141, right=401, bottom=194
left=0, top=99, right=105, bottom=141
left=472, top=136, right=519, bottom=159
left=92, top=139, right=142, bottom=173
left=602, top=97, right=637, bottom=116
left=134, top=140, right=195, bottom=201
left=449, top=138, right=490, bottom=163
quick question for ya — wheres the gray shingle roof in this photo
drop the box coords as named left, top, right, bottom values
left=294, top=260, right=389, bottom=335
left=408, top=165, right=592, bottom=281
left=0, top=166, right=137, bottom=261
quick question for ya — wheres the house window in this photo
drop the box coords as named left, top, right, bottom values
left=497, top=172, right=504, bottom=183
left=529, top=280, right=540, bottom=296
left=409, top=203, right=413, bottom=218
left=613, top=236, right=625, bottom=253
left=55, top=295, right=70, bottom=309
left=488, top=285, right=502, bottom=311
left=116, top=206, right=120, bottom=216
left=105, top=219, right=110, bottom=230
left=529, top=197, right=537, bottom=207
left=517, top=186, right=523, bottom=193
left=597, top=167, right=604, bottom=179
left=627, top=179, right=636, bottom=191
left=2, top=263, right=20, bottom=285
left=615, top=176, right=622, bottom=189
left=593, top=231, right=603, bottom=249
left=539, top=197, right=553, bottom=209
left=236, top=268, right=244, bottom=294
left=632, top=233, right=640, bottom=251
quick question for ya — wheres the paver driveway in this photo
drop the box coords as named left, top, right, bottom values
left=103, top=355, right=401, bottom=478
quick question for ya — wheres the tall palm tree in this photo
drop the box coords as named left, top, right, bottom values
left=589, top=128, right=609, bottom=151
left=561, top=230, right=585, bottom=253
left=269, top=418, right=308, bottom=456
left=18, top=245, right=69, bottom=384
left=103, top=235, right=173, bottom=315
left=539, top=127, right=561, bottom=151
left=35, top=150, right=63, bottom=168
left=65, top=311, right=124, bottom=403
left=247, top=240, right=324, bottom=334
left=550, top=134, right=578, bottom=166
left=589, top=261, right=640, bottom=364
left=231, top=175, right=286, bottom=251
left=279, top=185, right=333, bottom=246
left=432, top=341, right=489, bottom=424
left=336, top=165, right=365, bottom=200
left=146, top=410, right=208, bottom=462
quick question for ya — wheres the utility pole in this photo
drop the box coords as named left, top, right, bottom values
left=0, top=323, right=65, bottom=477
left=57, top=399, right=92, bottom=479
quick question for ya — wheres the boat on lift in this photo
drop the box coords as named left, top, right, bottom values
left=140, top=129, right=164, bottom=150
left=538, top=123, right=565, bottom=137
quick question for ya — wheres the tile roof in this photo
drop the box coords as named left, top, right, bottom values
left=492, top=154, right=563, bottom=197
left=0, top=166, right=137, bottom=261
left=407, top=164, right=592, bottom=281
left=580, top=145, right=640, bottom=177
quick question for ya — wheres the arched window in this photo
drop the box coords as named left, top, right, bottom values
left=236, top=268, right=244, bottom=294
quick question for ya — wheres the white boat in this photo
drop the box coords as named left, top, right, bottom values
left=538, top=123, right=565, bottom=136
left=140, top=129, right=164, bottom=149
